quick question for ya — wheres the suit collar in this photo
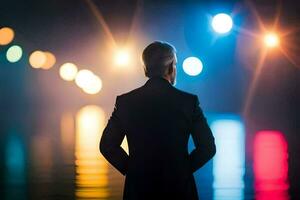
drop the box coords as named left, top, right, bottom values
left=144, top=77, right=172, bottom=87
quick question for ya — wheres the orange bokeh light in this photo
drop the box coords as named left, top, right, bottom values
left=41, top=52, right=56, bottom=70
left=0, top=27, right=14, bottom=45
left=29, top=51, right=47, bottom=69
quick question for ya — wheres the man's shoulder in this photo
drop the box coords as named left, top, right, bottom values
left=116, top=85, right=198, bottom=104
left=171, top=86, right=198, bottom=100
left=116, top=86, right=144, bottom=100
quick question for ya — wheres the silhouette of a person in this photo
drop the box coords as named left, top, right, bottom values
left=100, top=41, right=216, bottom=200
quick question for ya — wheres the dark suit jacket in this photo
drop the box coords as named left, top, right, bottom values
left=100, top=77, right=216, bottom=200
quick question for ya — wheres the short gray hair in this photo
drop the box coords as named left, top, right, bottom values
left=142, top=41, right=176, bottom=78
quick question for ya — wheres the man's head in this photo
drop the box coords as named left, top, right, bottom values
left=142, top=41, right=177, bottom=85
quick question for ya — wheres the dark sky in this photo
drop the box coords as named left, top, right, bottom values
left=0, top=0, right=300, bottom=115
left=1, top=0, right=299, bottom=53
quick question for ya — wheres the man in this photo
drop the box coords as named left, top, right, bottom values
left=100, top=41, right=216, bottom=200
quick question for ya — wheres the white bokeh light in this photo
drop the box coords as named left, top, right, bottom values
left=6, top=45, right=22, bottom=63
left=212, top=13, right=233, bottom=34
left=75, top=69, right=102, bottom=95
left=182, top=57, right=203, bottom=76
left=75, top=69, right=95, bottom=89
left=81, top=75, right=103, bottom=95
left=59, top=63, right=78, bottom=81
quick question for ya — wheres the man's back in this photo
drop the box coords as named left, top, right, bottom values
left=100, top=77, right=216, bottom=200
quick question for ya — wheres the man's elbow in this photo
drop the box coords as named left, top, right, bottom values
left=99, top=137, right=109, bottom=157
left=209, top=142, right=216, bottom=159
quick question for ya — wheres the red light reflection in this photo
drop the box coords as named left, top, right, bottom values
left=254, top=130, right=289, bottom=200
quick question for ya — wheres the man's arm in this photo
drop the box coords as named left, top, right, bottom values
left=189, top=95, right=216, bottom=173
left=100, top=96, right=129, bottom=175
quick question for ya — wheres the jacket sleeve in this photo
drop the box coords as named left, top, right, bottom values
left=100, top=96, right=129, bottom=175
left=189, top=95, right=216, bottom=173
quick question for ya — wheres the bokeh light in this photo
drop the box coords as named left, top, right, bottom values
left=0, top=27, right=14, bottom=45
left=75, top=69, right=103, bottom=95
left=75, top=69, right=95, bottom=88
left=212, top=13, right=233, bottom=34
left=29, top=51, right=47, bottom=69
left=264, top=33, right=280, bottom=48
left=81, top=75, right=103, bottom=95
left=114, top=49, right=130, bottom=66
left=6, top=45, right=23, bottom=63
left=41, top=52, right=56, bottom=69
left=59, top=63, right=78, bottom=81
left=182, top=57, right=203, bottom=76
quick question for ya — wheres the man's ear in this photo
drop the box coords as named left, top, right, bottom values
left=143, top=65, right=149, bottom=77
left=167, top=61, right=174, bottom=75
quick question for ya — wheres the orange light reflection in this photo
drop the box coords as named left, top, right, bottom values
left=75, top=105, right=109, bottom=199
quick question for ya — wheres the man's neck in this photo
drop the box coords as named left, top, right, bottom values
left=162, top=75, right=171, bottom=84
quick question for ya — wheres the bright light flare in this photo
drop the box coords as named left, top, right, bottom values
left=6, top=45, right=23, bottom=63
left=59, top=63, right=78, bottom=81
left=183, top=57, right=203, bottom=76
left=264, top=33, right=280, bottom=48
left=114, top=49, right=130, bottom=66
left=0, top=27, right=14, bottom=45
left=212, top=13, right=233, bottom=34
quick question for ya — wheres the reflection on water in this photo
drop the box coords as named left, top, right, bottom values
left=61, top=112, right=75, bottom=164
left=4, top=131, right=26, bottom=200
left=5, top=133, right=25, bottom=184
left=31, top=134, right=53, bottom=181
left=75, top=105, right=109, bottom=199
left=0, top=110, right=294, bottom=200
left=254, top=131, right=289, bottom=200
left=210, top=116, right=245, bottom=200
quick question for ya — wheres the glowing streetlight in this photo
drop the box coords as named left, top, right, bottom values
left=59, top=63, right=78, bottom=81
left=114, top=49, right=130, bottom=66
left=264, top=33, right=279, bottom=48
left=212, top=13, right=233, bottom=34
